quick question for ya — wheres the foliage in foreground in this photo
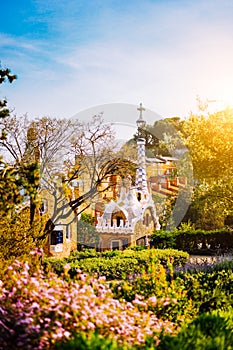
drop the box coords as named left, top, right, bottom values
left=54, top=310, right=233, bottom=350
left=158, top=310, right=233, bottom=350
left=175, top=267, right=233, bottom=314
left=54, top=331, right=131, bottom=350
left=111, top=257, right=233, bottom=323
left=0, top=250, right=175, bottom=350
left=1, top=249, right=233, bottom=349
left=111, top=260, right=194, bottom=324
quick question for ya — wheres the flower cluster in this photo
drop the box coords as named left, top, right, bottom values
left=0, top=259, right=175, bottom=349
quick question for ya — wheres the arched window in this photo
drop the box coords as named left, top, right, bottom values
left=112, top=210, right=126, bottom=227
left=146, top=213, right=149, bottom=227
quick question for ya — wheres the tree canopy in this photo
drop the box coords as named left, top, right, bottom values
left=180, top=108, right=233, bottom=229
left=0, top=65, right=17, bottom=120
left=181, top=109, right=233, bottom=183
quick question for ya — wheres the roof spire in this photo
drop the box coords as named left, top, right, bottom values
left=136, top=102, right=146, bottom=129
left=137, top=102, right=145, bottom=118
left=135, top=103, right=148, bottom=196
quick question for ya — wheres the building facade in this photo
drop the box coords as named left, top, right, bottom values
left=95, top=106, right=160, bottom=250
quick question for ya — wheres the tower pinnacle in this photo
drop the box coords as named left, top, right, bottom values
left=136, top=102, right=146, bottom=129
left=135, top=103, right=148, bottom=196
left=137, top=102, right=145, bottom=118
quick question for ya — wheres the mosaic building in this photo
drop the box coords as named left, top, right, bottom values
left=95, top=104, right=160, bottom=250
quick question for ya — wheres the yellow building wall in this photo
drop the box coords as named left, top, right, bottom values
left=40, top=187, right=78, bottom=258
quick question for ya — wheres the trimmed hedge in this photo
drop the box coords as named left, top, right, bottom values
left=44, top=249, right=189, bottom=280
left=151, top=229, right=233, bottom=254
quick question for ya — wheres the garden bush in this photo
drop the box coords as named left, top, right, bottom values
left=151, top=229, right=233, bottom=254
left=65, top=311, right=233, bottom=350
left=54, top=331, right=131, bottom=350
left=44, top=249, right=189, bottom=280
left=0, top=251, right=175, bottom=350
left=111, top=256, right=233, bottom=323
left=211, top=258, right=233, bottom=272
left=175, top=268, right=233, bottom=314
left=158, top=310, right=233, bottom=350
left=111, top=259, right=194, bottom=324
left=67, top=248, right=99, bottom=261
left=69, top=257, right=142, bottom=280
left=1, top=248, right=233, bottom=349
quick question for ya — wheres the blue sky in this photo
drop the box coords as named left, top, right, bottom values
left=1, top=0, right=233, bottom=126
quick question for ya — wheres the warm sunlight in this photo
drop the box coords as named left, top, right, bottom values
left=1, top=1, right=233, bottom=348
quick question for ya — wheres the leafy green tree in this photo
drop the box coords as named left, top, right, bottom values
left=180, top=108, right=233, bottom=229
left=151, top=117, right=184, bottom=153
left=181, top=109, right=233, bottom=183
left=189, top=179, right=233, bottom=230
left=80, top=213, right=95, bottom=225
left=77, top=219, right=99, bottom=249
left=0, top=159, right=40, bottom=216
left=0, top=207, right=47, bottom=262
left=0, top=64, right=17, bottom=120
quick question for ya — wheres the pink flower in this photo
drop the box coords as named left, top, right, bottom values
left=148, top=296, right=157, bottom=305
left=64, top=264, right=70, bottom=271
left=63, top=331, right=71, bottom=338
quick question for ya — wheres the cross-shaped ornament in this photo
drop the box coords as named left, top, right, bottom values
left=137, top=102, right=145, bottom=118
left=136, top=102, right=146, bottom=129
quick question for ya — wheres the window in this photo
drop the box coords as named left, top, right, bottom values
left=111, top=240, right=120, bottom=250
left=146, top=213, right=149, bottom=227
left=40, top=199, right=47, bottom=215
left=51, top=230, right=63, bottom=245
left=66, top=226, right=71, bottom=240
left=116, top=217, right=121, bottom=227
left=122, top=239, right=128, bottom=249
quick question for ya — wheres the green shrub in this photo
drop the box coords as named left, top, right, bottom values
left=67, top=248, right=99, bottom=261
left=111, top=257, right=194, bottom=324
left=158, top=310, right=233, bottom=350
left=150, top=230, right=177, bottom=249
left=69, top=257, right=142, bottom=280
left=100, top=249, right=122, bottom=258
left=211, top=259, right=233, bottom=272
left=151, top=229, right=233, bottom=254
left=175, top=268, right=233, bottom=313
left=128, top=245, right=147, bottom=251
left=54, top=331, right=131, bottom=350
left=45, top=249, right=189, bottom=281
left=151, top=249, right=188, bottom=267
left=43, top=257, right=66, bottom=275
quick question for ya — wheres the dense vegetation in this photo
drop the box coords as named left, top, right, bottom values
left=1, top=248, right=233, bottom=349
left=44, top=248, right=189, bottom=280
left=151, top=228, right=233, bottom=254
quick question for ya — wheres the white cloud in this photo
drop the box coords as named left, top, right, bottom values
left=0, top=33, right=45, bottom=53
left=2, top=0, right=233, bottom=121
